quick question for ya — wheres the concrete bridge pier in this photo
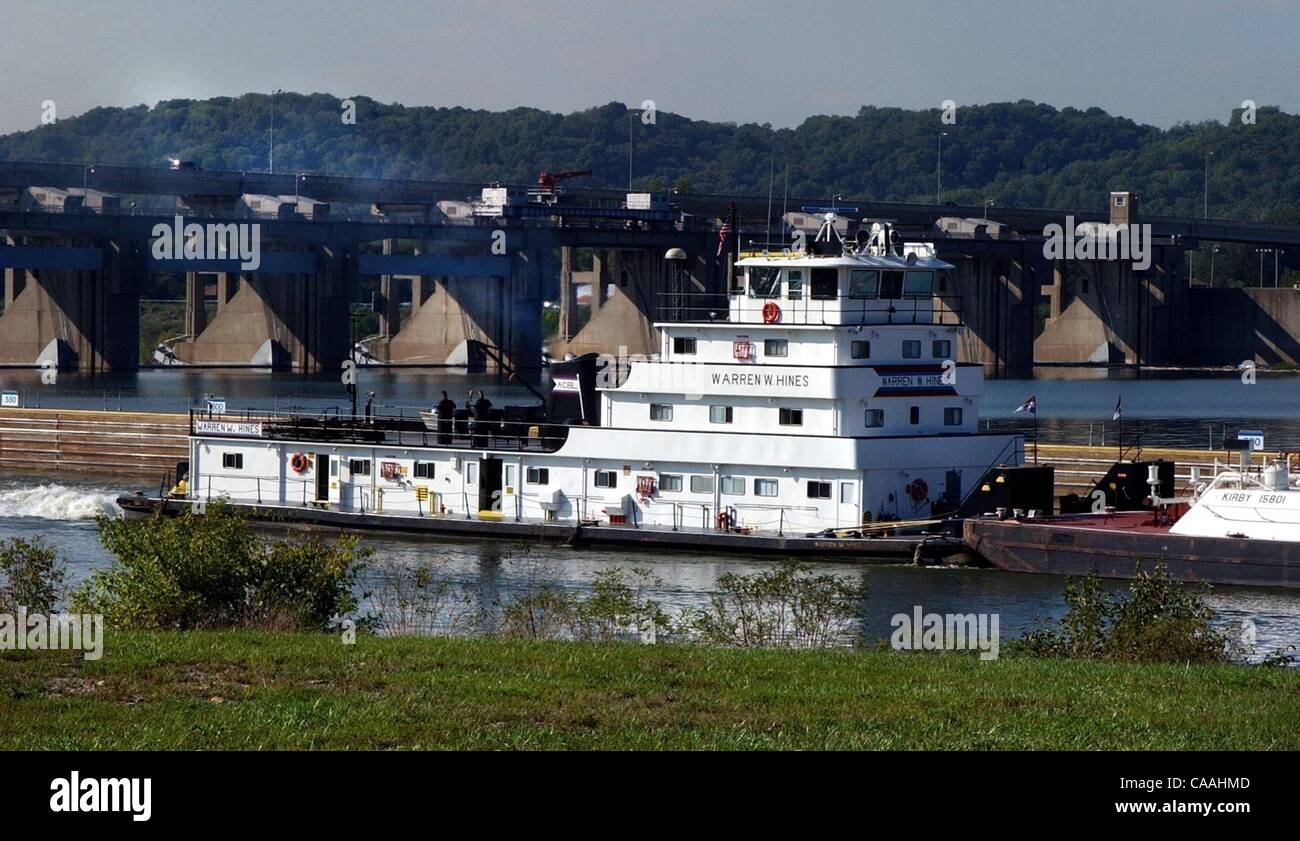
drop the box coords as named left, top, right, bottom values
left=0, top=233, right=145, bottom=370
left=170, top=245, right=353, bottom=372
left=945, top=246, right=1036, bottom=378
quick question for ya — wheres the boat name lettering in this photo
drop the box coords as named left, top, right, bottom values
left=710, top=371, right=811, bottom=388
left=879, top=374, right=944, bottom=388
left=194, top=420, right=263, bottom=436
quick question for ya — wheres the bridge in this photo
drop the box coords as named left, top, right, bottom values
left=1, top=159, right=1298, bottom=377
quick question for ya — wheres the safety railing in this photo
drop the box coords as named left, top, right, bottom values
left=657, top=291, right=965, bottom=326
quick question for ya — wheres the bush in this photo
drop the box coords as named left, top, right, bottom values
left=682, top=561, right=866, bottom=648
left=371, top=560, right=476, bottom=636
left=0, top=537, right=67, bottom=613
left=74, top=502, right=370, bottom=631
left=1017, top=566, right=1230, bottom=664
left=495, top=566, right=669, bottom=642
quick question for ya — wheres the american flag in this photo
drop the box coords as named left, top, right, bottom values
left=1014, top=395, right=1036, bottom=415
left=716, top=221, right=732, bottom=258
left=1113, top=395, right=1122, bottom=421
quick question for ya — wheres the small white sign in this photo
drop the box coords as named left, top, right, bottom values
left=1238, top=430, right=1264, bottom=451
left=0, top=390, right=18, bottom=408
left=552, top=376, right=580, bottom=393
left=194, top=420, right=263, bottom=437
left=206, top=398, right=227, bottom=414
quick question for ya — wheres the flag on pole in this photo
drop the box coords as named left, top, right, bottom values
left=1014, top=395, right=1036, bottom=415
left=716, top=221, right=732, bottom=258
left=1112, top=395, right=1122, bottom=421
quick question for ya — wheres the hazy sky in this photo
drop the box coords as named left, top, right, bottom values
left=1, top=0, right=1297, bottom=136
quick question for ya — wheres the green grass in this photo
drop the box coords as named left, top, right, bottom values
left=2, top=630, right=1297, bottom=750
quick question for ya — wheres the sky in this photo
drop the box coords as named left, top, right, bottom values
left=1, top=0, right=1298, bottom=136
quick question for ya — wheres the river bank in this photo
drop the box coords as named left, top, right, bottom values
left=2, top=630, right=1297, bottom=750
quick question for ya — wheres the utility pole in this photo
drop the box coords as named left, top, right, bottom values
left=936, top=131, right=948, bottom=205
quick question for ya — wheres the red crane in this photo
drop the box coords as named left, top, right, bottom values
left=536, top=169, right=592, bottom=191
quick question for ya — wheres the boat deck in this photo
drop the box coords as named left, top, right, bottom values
left=118, top=494, right=968, bottom=563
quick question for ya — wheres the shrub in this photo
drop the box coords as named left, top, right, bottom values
left=1016, top=566, right=1230, bottom=664
left=682, top=560, right=867, bottom=648
left=494, top=566, right=669, bottom=642
left=74, top=502, right=369, bottom=631
left=0, top=537, right=67, bottom=613
left=371, top=560, right=476, bottom=636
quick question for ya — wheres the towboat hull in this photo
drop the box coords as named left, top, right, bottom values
left=964, top=515, right=1300, bottom=589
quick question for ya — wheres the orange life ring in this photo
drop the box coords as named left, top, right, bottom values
left=762, top=301, right=781, bottom=323
left=290, top=452, right=310, bottom=473
left=907, top=478, right=929, bottom=502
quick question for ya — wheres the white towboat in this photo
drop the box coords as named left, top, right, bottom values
left=128, top=218, right=1024, bottom=552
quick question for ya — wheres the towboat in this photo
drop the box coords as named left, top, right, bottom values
left=119, top=217, right=1024, bottom=560
left=964, top=460, right=1300, bottom=588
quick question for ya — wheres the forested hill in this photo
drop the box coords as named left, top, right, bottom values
left=2, top=94, right=1298, bottom=221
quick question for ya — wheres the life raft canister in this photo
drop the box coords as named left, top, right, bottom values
left=762, top=301, right=781, bottom=323
left=907, top=478, right=929, bottom=502
left=290, top=452, right=310, bottom=473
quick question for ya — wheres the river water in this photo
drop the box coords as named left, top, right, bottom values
left=1, top=368, right=1299, bottom=656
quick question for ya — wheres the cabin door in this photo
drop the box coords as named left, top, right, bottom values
left=837, top=481, right=860, bottom=528
left=314, top=454, right=330, bottom=503
left=478, top=456, right=503, bottom=514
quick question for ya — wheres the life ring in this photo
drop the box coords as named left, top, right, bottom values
left=716, top=510, right=731, bottom=531
left=290, top=452, right=310, bottom=474
left=907, top=478, right=929, bottom=503
left=762, top=301, right=781, bottom=323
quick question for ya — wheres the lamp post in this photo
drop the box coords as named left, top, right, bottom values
left=1256, top=248, right=1272, bottom=287
left=1203, top=151, right=1214, bottom=219
left=983, top=198, right=994, bottom=221
left=936, top=131, right=948, bottom=205
left=269, top=89, right=284, bottom=173
left=1210, top=245, right=1221, bottom=287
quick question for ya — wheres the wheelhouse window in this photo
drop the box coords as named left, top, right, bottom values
left=348, top=458, right=370, bottom=475
left=223, top=452, right=243, bottom=470
left=755, top=478, right=778, bottom=497
left=879, top=270, right=904, bottom=299
left=764, top=339, right=788, bottom=357
left=909, top=406, right=920, bottom=425
left=786, top=270, right=803, bottom=300
left=778, top=408, right=803, bottom=426
left=848, top=269, right=879, bottom=299
left=594, top=470, right=617, bottom=488
left=689, top=475, right=714, bottom=494
left=672, top=336, right=696, bottom=355
left=944, top=407, right=964, bottom=426
left=933, top=339, right=952, bottom=358
left=721, top=476, right=745, bottom=496
left=649, top=403, right=673, bottom=422
left=810, top=268, right=839, bottom=300
left=902, top=340, right=921, bottom=358
left=659, top=474, right=682, bottom=492
left=747, top=266, right=782, bottom=298
left=864, top=408, right=885, bottom=428
left=904, top=270, right=933, bottom=298
left=851, top=340, right=870, bottom=359
left=414, top=461, right=435, bottom=479
left=709, top=405, right=733, bottom=424
left=526, top=467, right=549, bottom=485
left=807, top=481, right=832, bottom=499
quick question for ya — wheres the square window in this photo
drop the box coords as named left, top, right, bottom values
left=851, top=340, right=870, bottom=359
left=933, top=340, right=952, bottom=359
left=594, top=470, right=617, bottom=488
left=807, top=481, right=832, bottom=499
left=721, top=476, right=745, bottom=496
left=944, top=407, right=963, bottom=426
left=673, top=336, right=696, bottom=355
left=840, top=483, right=856, bottom=504
left=650, top=403, right=673, bottom=421
left=904, top=270, right=933, bottom=298
left=902, top=340, right=921, bottom=358
left=690, top=475, right=714, bottom=494
left=223, top=452, right=243, bottom=470
left=764, top=339, right=788, bottom=357
left=779, top=408, right=803, bottom=426
left=709, top=405, right=733, bottom=424
left=748, top=267, right=781, bottom=298
left=526, top=466, right=549, bottom=485
left=755, top=478, right=778, bottom=497
left=659, top=474, right=682, bottom=492
left=810, top=268, right=839, bottom=300
left=880, top=270, right=904, bottom=299
left=349, top=458, right=370, bottom=475
left=414, top=461, right=435, bottom=479
left=864, top=408, right=885, bottom=428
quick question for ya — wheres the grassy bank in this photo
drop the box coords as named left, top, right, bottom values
left=2, top=630, right=1297, bottom=750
